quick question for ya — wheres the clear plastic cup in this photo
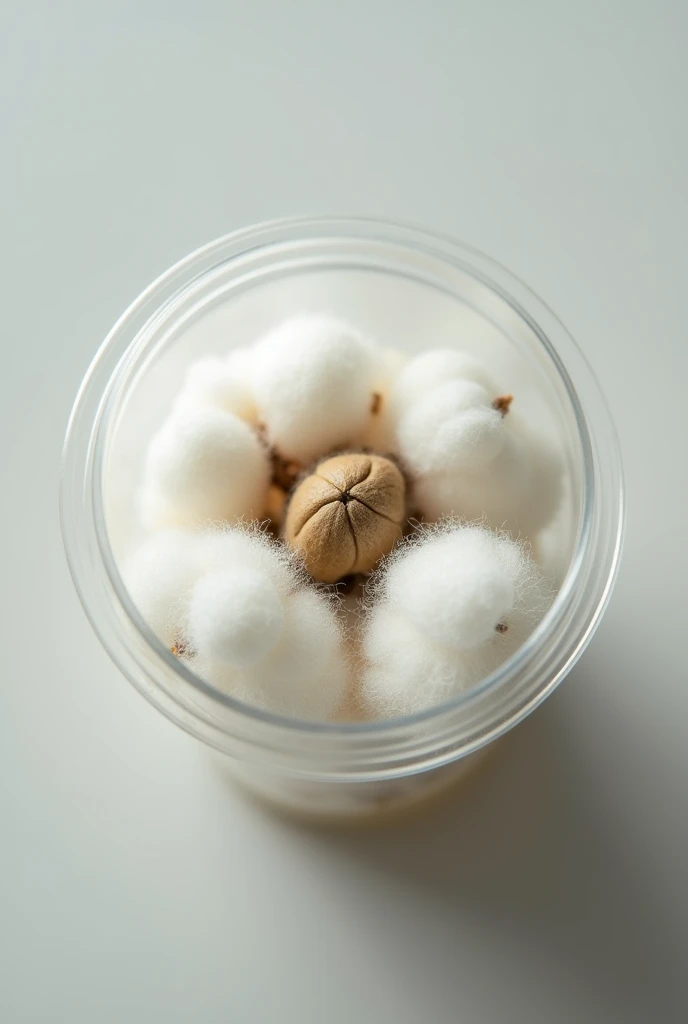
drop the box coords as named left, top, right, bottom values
left=60, top=217, right=624, bottom=822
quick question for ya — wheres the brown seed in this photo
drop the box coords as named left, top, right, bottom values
left=492, top=394, right=513, bottom=416
left=284, top=453, right=406, bottom=583
left=171, top=635, right=192, bottom=658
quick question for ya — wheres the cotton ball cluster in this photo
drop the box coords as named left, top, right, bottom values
left=391, top=348, right=498, bottom=411
left=174, top=348, right=257, bottom=424
left=389, top=346, right=561, bottom=540
left=386, top=529, right=514, bottom=649
left=362, top=606, right=469, bottom=717
left=125, top=524, right=346, bottom=720
left=412, top=412, right=562, bottom=539
left=397, top=379, right=505, bottom=476
left=198, top=588, right=348, bottom=721
left=251, top=315, right=379, bottom=463
left=123, top=529, right=209, bottom=646
left=140, top=406, right=270, bottom=528
left=201, top=522, right=297, bottom=597
left=361, top=523, right=552, bottom=718
left=188, top=567, right=286, bottom=669
left=123, top=525, right=296, bottom=649
left=361, top=347, right=408, bottom=454
left=186, top=523, right=298, bottom=671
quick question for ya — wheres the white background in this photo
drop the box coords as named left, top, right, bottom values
left=2, top=2, right=687, bottom=1021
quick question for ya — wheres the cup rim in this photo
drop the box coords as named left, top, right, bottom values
left=61, top=215, right=625, bottom=758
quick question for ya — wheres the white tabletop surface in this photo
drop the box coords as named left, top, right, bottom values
left=2, top=2, right=687, bottom=1021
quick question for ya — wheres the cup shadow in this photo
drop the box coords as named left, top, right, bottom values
left=302, top=665, right=684, bottom=1022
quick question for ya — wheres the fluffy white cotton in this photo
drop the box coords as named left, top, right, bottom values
left=251, top=315, right=379, bottom=462
left=123, top=529, right=208, bottom=645
left=360, top=523, right=552, bottom=717
left=397, top=379, right=505, bottom=475
left=174, top=347, right=257, bottom=424
left=188, top=566, right=285, bottom=668
left=123, top=525, right=301, bottom=649
left=385, top=529, right=515, bottom=650
left=125, top=522, right=346, bottom=720
left=361, top=347, right=408, bottom=454
left=362, top=606, right=471, bottom=718
left=412, top=413, right=562, bottom=540
left=391, top=348, right=498, bottom=412
left=200, top=525, right=298, bottom=598
left=140, top=406, right=269, bottom=528
left=199, top=588, right=348, bottom=721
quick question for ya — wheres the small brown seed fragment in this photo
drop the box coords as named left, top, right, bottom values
left=171, top=636, right=192, bottom=658
left=492, top=394, right=513, bottom=416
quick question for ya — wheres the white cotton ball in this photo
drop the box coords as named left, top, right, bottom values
left=361, top=606, right=471, bottom=718
left=174, top=347, right=257, bottom=424
left=385, top=528, right=514, bottom=650
left=188, top=566, right=285, bottom=668
left=200, top=524, right=298, bottom=598
left=242, top=590, right=348, bottom=720
left=397, top=379, right=505, bottom=475
left=465, top=529, right=554, bottom=678
left=140, top=406, right=269, bottom=528
left=361, top=347, right=408, bottom=454
left=412, top=414, right=562, bottom=540
left=391, top=348, right=498, bottom=412
left=124, top=524, right=303, bottom=656
left=251, top=315, right=379, bottom=462
left=360, top=523, right=552, bottom=718
left=200, top=588, right=347, bottom=721
left=123, top=529, right=207, bottom=645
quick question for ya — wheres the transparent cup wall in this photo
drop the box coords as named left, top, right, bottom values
left=97, top=237, right=587, bottom=820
